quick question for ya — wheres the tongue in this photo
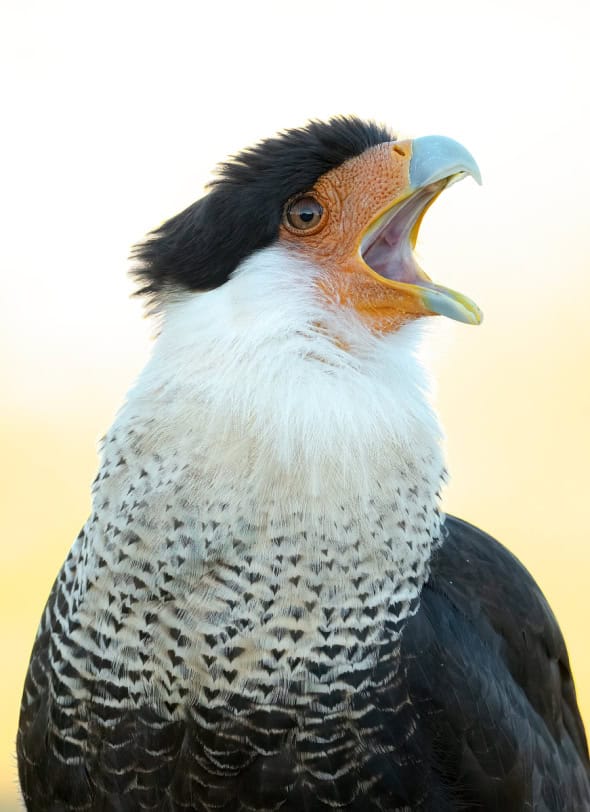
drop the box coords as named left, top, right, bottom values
left=362, top=231, right=417, bottom=283
left=361, top=184, right=440, bottom=282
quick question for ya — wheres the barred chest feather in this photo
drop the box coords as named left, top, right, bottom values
left=55, top=417, right=444, bottom=718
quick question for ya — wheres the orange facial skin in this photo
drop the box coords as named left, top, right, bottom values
left=279, top=141, right=427, bottom=333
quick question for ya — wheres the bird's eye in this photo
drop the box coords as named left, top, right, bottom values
left=285, top=196, right=324, bottom=231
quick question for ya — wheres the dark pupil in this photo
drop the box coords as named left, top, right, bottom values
left=286, top=196, right=322, bottom=230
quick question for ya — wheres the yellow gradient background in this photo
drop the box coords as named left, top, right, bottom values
left=1, top=1, right=589, bottom=807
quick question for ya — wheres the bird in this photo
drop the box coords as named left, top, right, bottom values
left=17, top=116, right=590, bottom=811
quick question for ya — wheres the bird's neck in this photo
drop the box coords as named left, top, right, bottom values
left=123, top=252, right=445, bottom=505
left=83, top=261, right=446, bottom=706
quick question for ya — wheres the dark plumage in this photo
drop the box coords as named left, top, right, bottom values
left=132, top=117, right=393, bottom=298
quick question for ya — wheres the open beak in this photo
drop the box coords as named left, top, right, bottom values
left=359, top=136, right=483, bottom=325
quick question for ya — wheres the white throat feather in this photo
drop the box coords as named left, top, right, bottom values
left=120, top=245, right=444, bottom=507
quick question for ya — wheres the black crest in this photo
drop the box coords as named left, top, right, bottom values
left=132, top=117, right=394, bottom=298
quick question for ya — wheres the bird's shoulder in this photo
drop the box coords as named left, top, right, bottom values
left=397, top=513, right=590, bottom=810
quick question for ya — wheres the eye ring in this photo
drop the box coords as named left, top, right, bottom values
left=283, top=195, right=325, bottom=234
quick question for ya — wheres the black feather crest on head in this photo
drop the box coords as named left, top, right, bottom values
left=131, top=116, right=394, bottom=300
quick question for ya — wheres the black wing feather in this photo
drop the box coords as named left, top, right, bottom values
left=399, top=515, right=590, bottom=810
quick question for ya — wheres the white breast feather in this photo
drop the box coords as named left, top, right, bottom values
left=50, top=245, right=446, bottom=711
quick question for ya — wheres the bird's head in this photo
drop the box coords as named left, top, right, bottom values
left=128, top=118, right=481, bottom=485
left=133, top=116, right=482, bottom=336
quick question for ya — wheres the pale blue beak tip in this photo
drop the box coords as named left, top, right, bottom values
left=409, top=135, right=482, bottom=188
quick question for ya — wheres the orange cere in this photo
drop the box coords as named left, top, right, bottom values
left=279, top=141, right=428, bottom=332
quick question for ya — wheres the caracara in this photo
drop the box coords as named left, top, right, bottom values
left=17, top=117, right=590, bottom=811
